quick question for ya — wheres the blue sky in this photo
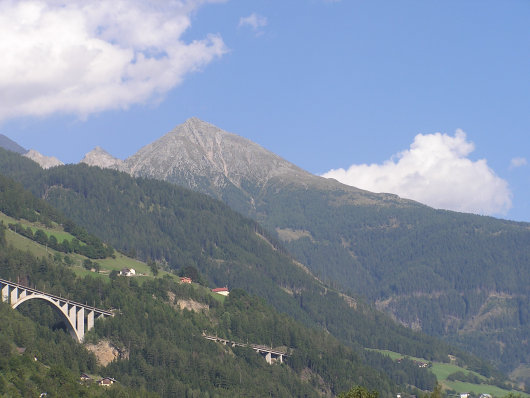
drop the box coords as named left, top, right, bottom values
left=1, top=0, right=529, bottom=221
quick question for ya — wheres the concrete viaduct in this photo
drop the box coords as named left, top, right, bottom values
left=203, top=334, right=289, bottom=364
left=0, top=277, right=113, bottom=342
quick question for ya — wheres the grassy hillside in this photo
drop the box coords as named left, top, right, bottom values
left=369, top=349, right=528, bottom=397
left=0, top=210, right=154, bottom=280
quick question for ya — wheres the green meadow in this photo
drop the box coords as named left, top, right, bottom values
left=1, top=211, right=223, bottom=297
left=368, top=349, right=527, bottom=397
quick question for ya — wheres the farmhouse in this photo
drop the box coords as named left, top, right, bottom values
left=180, top=277, right=192, bottom=284
left=98, top=377, right=117, bottom=386
left=212, top=287, right=229, bottom=296
left=120, top=268, right=136, bottom=277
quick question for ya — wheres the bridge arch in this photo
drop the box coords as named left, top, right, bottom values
left=1, top=278, right=113, bottom=343
left=12, top=294, right=82, bottom=342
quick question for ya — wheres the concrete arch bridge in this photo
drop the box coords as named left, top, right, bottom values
left=0, top=277, right=113, bottom=342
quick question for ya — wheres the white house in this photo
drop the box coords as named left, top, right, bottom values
left=120, top=268, right=136, bottom=276
left=212, top=287, right=229, bottom=296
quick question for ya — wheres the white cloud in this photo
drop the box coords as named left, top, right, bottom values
left=0, top=0, right=228, bottom=121
left=510, top=157, right=527, bottom=169
left=238, top=13, right=267, bottom=30
left=323, top=130, right=512, bottom=216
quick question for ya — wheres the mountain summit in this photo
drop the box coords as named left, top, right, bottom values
left=81, top=146, right=125, bottom=170
left=127, top=117, right=315, bottom=186
left=123, top=118, right=403, bottom=214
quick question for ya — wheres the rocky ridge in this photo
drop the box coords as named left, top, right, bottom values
left=24, top=149, right=64, bottom=169
left=80, top=146, right=126, bottom=170
left=80, top=118, right=404, bottom=212
left=125, top=117, right=314, bottom=187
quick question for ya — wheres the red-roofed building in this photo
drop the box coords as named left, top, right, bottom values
left=212, top=287, right=229, bottom=296
left=98, top=377, right=117, bottom=386
left=180, top=277, right=192, bottom=284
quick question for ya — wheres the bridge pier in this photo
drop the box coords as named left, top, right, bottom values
left=88, top=310, right=94, bottom=330
left=0, top=278, right=113, bottom=343
left=265, top=352, right=272, bottom=365
left=10, top=287, right=18, bottom=304
left=77, top=307, right=85, bottom=341
left=1, top=284, right=8, bottom=302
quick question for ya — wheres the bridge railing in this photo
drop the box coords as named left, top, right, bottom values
left=0, top=277, right=114, bottom=342
left=0, top=277, right=113, bottom=316
left=202, top=334, right=290, bottom=357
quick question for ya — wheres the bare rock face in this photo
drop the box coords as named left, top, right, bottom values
left=81, top=146, right=126, bottom=170
left=76, top=118, right=384, bottom=201
left=85, top=339, right=129, bottom=366
left=125, top=117, right=315, bottom=188
left=122, top=117, right=373, bottom=203
left=75, top=117, right=403, bottom=216
left=24, top=149, right=64, bottom=169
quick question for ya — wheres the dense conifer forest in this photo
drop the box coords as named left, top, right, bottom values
left=0, top=148, right=522, bottom=396
left=0, top=220, right=436, bottom=397
left=0, top=151, right=491, bottom=367
left=255, top=185, right=530, bottom=373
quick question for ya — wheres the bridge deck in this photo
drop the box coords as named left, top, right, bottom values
left=0, top=277, right=113, bottom=316
left=203, top=334, right=290, bottom=356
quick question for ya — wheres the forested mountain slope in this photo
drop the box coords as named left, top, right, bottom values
left=81, top=118, right=530, bottom=378
left=0, top=184, right=447, bottom=397
left=0, top=149, right=495, bottom=381
left=0, top=224, right=404, bottom=397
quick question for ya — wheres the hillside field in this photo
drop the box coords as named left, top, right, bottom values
left=370, top=349, right=528, bottom=397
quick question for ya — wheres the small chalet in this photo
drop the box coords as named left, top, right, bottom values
left=460, top=394, right=470, bottom=398
left=120, top=268, right=136, bottom=277
left=180, top=277, right=192, bottom=284
left=98, top=377, right=117, bottom=387
left=212, top=287, right=229, bottom=296
left=80, top=373, right=91, bottom=382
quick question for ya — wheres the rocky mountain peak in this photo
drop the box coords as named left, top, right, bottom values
left=125, top=118, right=315, bottom=189
left=23, top=149, right=64, bottom=169
left=81, top=146, right=125, bottom=170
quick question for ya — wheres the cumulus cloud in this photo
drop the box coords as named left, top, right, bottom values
left=0, top=0, right=228, bottom=121
left=323, top=130, right=512, bottom=216
left=239, top=13, right=267, bottom=30
left=510, top=157, right=527, bottom=169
